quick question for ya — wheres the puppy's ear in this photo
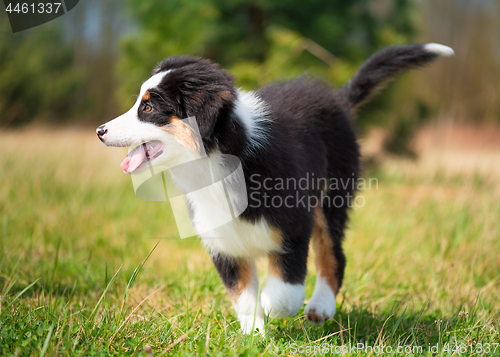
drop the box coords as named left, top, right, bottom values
left=155, top=58, right=236, bottom=139
left=181, top=87, right=235, bottom=138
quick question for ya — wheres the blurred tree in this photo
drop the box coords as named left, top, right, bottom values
left=0, top=0, right=125, bottom=127
left=417, top=0, right=500, bottom=124
left=119, top=0, right=419, bottom=117
left=4, top=0, right=496, bottom=151
left=0, top=19, right=83, bottom=126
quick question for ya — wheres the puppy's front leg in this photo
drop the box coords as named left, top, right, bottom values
left=211, top=253, right=264, bottom=334
left=261, top=252, right=307, bottom=319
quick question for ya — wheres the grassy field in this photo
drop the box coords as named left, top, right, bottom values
left=0, top=128, right=499, bottom=356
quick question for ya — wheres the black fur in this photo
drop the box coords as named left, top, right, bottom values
left=341, top=44, right=442, bottom=107
left=148, top=57, right=239, bottom=143
left=211, top=253, right=241, bottom=292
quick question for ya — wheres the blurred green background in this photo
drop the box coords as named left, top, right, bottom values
left=1, top=0, right=499, bottom=154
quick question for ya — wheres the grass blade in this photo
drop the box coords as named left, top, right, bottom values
left=2, top=278, right=40, bottom=314
left=390, top=307, right=407, bottom=342
left=125, top=241, right=160, bottom=294
left=87, top=265, right=122, bottom=325
left=40, top=324, right=54, bottom=357
left=121, top=240, right=160, bottom=313
left=0, top=279, right=17, bottom=308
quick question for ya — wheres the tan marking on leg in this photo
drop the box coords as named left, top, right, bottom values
left=312, top=207, right=339, bottom=294
left=161, top=118, right=201, bottom=152
left=268, top=254, right=282, bottom=279
left=270, top=226, right=284, bottom=250
left=227, top=258, right=252, bottom=304
left=142, top=90, right=151, bottom=101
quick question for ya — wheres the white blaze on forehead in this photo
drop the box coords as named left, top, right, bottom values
left=100, top=69, right=173, bottom=148
left=138, top=70, right=172, bottom=102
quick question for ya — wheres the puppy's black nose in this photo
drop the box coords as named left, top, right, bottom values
left=96, top=125, right=107, bottom=142
left=96, top=125, right=107, bottom=136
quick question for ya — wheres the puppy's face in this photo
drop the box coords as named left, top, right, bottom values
left=97, top=56, right=235, bottom=173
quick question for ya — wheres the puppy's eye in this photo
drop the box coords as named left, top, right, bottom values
left=144, top=104, right=152, bottom=112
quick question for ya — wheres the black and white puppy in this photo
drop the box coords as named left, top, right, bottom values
left=97, top=43, right=453, bottom=334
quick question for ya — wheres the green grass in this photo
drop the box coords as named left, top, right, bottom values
left=0, top=129, right=499, bottom=356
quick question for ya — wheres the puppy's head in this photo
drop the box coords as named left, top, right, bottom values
left=96, top=55, right=235, bottom=173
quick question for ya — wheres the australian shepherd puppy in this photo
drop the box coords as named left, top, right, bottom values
left=97, top=43, right=453, bottom=334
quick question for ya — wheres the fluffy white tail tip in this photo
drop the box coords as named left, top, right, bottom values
left=424, top=43, right=455, bottom=57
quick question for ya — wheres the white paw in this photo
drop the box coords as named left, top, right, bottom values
left=238, top=313, right=265, bottom=335
left=304, top=275, right=336, bottom=324
left=304, top=301, right=336, bottom=324
left=261, top=276, right=305, bottom=318
left=233, top=283, right=265, bottom=334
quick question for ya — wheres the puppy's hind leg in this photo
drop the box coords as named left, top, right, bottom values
left=211, top=253, right=264, bottom=334
left=305, top=206, right=346, bottom=324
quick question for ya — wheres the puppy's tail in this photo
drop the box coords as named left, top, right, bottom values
left=341, top=43, right=454, bottom=108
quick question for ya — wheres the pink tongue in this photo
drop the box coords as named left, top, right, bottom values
left=120, top=145, right=147, bottom=173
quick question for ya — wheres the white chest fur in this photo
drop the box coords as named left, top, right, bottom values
left=182, top=178, right=282, bottom=258
left=197, top=214, right=282, bottom=258
left=170, top=90, right=278, bottom=258
left=173, top=154, right=282, bottom=258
